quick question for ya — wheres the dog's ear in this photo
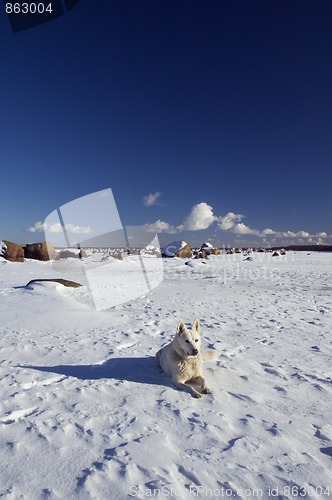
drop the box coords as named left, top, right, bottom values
left=192, top=319, right=200, bottom=333
left=176, top=320, right=186, bottom=335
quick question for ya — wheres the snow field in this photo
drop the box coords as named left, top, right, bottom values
left=0, top=251, right=331, bottom=499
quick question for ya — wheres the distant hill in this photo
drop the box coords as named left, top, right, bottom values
left=270, top=245, right=332, bottom=252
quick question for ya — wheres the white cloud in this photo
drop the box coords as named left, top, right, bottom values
left=47, top=223, right=63, bottom=234
left=217, top=212, right=243, bottom=230
left=26, top=221, right=45, bottom=233
left=297, top=231, right=311, bottom=238
left=143, top=192, right=162, bottom=207
left=261, top=228, right=276, bottom=235
left=141, top=200, right=330, bottom=245
left=258, top=229, right=323, bottom=241
left=282, top=231, right=297, bottom=238
left=26, top=221, right=92, bottom=234
left=233, top=223, right=256, bottom=235
left=316, top=236, right=328, bottom=245
left=183, top=202, right=216, bottom=230
left=63, top=224, right=92, bottom=234
left=143, top=220, right=177, bottom=233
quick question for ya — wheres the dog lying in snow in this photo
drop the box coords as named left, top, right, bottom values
left=156, top=319, right=215, bottom=398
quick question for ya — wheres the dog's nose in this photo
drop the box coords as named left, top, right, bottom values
left=192, top=349, right=199, bottom=356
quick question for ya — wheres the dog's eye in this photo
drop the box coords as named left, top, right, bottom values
left=195, top=339, right=199, bottom=342
left=185, top=340, right=190, bottom=343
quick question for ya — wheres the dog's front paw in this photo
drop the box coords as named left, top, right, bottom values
left=202, top=387, right=212, bottom=394
left=190, top=387, right=203, bottom=399
left=193, top=391, right=203, bottom=399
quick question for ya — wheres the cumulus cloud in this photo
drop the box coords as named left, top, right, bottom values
left=316, top=233, right=329, bottom=245
left=282, top=231, right=297, bottom=238
left=217, top=212, right=260, bottom=235
left=143, top=192, right=162, bottom=207
left=63, top=224, right=92, bottom=234
left=259, top=229, right=322, bottom=241
left=233, top=223, right=256, bottom=235
left=26, top=221, right=92, bottom=234
left=26, top=221, right=45, bottom=233
left=183, top=202, right=216, bottom=230
left=143, top=220, right=177, bottom=233
left=297, top=231, right=311, bottom=238
left=142, top=200, right=329, bottom=244
left=45, top=223, right=63, bottom=234
left=261, top=228, right=276, bottom=235
left=217, top=212, right=244, bottom=230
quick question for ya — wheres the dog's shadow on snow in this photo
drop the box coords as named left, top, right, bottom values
left=20, top=356, right=172, bottom=388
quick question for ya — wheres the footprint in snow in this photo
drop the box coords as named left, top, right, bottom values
left=0, top=406, right=39, bottom=425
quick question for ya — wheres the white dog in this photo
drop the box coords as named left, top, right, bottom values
left=156, top=319, right=214, bottom=398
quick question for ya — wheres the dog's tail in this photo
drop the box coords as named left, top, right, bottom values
left=201, top=350, right=217, bottom=361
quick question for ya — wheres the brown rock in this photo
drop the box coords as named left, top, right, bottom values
left=55, top=249, right=88, bottom=260
left=24, top=242, right=57, bottom=261
left=162, top=241, right=192, bottom=258
left=56, top=250, right=79, bottom=259
left=26, top=278, right=82, bottom=288
left=200, top=243, right=221, bottom=255
left=195, top=250, right=209, bottom=259
left=200, top=242, right=213, bottom=255
left=1, top=241, right=25, bottom=262
left=200, top=242, right=213, bottom=249
left=175, top=243, right=192, bottom=258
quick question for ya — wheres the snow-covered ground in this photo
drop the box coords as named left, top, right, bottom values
left=0, top=251, right=331, bottom=499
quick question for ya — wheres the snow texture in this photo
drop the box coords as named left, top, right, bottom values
left=0, top=251, right=331, bottom=499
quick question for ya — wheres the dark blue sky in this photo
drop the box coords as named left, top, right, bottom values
left=1, top=0, right=332, bottom=247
